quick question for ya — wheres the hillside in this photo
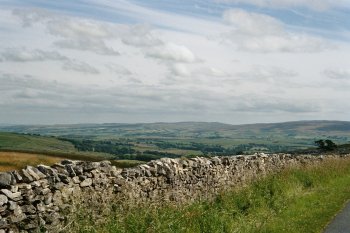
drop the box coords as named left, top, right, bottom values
left=0, top=132, right=112, bottom=161
left=0, top=132, right=76, bottom=153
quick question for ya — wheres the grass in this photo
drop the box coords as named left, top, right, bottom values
left=0, top=151, right=145, bottom=171
left=0, top=152, right=64, bottom=171
left=67, top=158, right=350, bottom=233
left=0, top=132, right=145, bottom=170
left=0, top=132, right=111, bottom=157
left=0, top=132, right=115, bottom=163
left=0, top=132, right=76, bottom=152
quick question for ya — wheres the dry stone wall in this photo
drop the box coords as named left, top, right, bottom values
left=0, top=153, right=348, bottom=232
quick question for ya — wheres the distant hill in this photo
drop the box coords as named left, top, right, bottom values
left=0, top=121, right=349, bottom=157
left=1, top=121, right=349, bottom=141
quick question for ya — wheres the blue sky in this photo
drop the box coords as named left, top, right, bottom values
left=131, top=0, right=350, bottom=30
left=0, top=0, right=349, bottom=124
left=4, top=0, right=350, bottom=31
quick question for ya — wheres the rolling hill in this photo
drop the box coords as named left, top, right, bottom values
left=0, top=121, right=349, bottom=160
left=1, top=120, right=349, bottom=141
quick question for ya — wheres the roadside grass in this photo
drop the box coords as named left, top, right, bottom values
left=68, top=158, right=350, bottom=233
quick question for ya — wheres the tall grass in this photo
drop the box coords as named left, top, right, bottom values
left=0, top=152, right=64, bottom=171
left=67, top=158, right=350, bottom=233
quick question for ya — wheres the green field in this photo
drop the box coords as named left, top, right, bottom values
left=67, top=158, right=350, bottom=233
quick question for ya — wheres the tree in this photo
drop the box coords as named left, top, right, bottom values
left=315, top=139, right=337, bottom=151
left=315, top=140, right=325, bottom=149
left=324, top=139, right=337, bottom=150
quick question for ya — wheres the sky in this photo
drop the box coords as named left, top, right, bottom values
left=0, top=0, right=350, bottom=125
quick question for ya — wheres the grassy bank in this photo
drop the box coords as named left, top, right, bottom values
left=68, top=158, right=350, bottom=233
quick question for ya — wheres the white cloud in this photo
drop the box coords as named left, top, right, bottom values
left=105, top=63, right=142, bottom=83
left=223, top=9, right=283, bottom=36
left=12, top=8, right=52, bottom=27
left=323, top=68, right=350, bottom=80
left=62, top=60, right=100, bottom=74
left=121, top=24, right=163, bottom=47
left=236, top=66, right=297, bottom=80
left=106, top=63, right=132, bottom=76
left=228, top=96, right=320, bottom=113
left=170, top=64, right=191, bottom=77
left=47, top=18, right=113, bottom=39
left=0, top=69, right=349, bottom=124
left=195, top=67, right=228, bottom=77
left=47, top=17, right=121, bottom=55
left=1, top=4, right=350, bottom=124
left=147, top=43, right=197, bottom=63
left=54, top=39, right=119, bottom=55
left=222, top=9, right=332, bottom=53
left=12, top=9, right=120, bottom=55
left=0, top=48, right=67, bottom=62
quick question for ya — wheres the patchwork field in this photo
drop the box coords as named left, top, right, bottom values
left=0, top=152, right=64, bottom=172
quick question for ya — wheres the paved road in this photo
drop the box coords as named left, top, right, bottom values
left=324, top=202, right=350, bottom=233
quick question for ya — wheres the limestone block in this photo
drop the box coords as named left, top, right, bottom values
left=0, top=172, right=14, bottom=188
left=0, top=194, right=8, bottom=206
left=80, top=178, right=93, bottom=187
left=1, top=189, right=22, bottom=201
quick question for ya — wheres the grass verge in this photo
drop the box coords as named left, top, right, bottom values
left=67, top=158, right=350, bottom=233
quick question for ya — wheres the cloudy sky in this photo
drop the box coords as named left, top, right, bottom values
left=0, top=0, right=350, bottom=124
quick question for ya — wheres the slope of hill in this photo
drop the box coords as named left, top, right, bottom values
left=0, top=132, right=76, bottom=153
left=0, top=132, right=112, bottom=160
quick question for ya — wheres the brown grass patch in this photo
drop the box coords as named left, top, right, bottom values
left=0, top=152, right=64, bottom=172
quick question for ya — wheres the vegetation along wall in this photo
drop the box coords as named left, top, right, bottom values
left=0, top=153, right=348, bottom=232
